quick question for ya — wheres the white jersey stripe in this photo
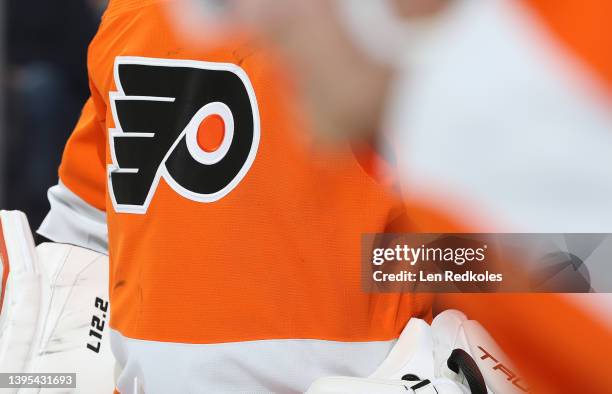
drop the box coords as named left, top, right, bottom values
left=38, top=181, right=108, bottom=254
left=111, top=329, right=396, bottom=394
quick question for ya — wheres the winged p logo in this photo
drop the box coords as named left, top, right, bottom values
left=108, top=57, right=260, bottom=214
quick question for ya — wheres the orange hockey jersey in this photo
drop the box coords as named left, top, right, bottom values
left=37, top=0, right=612, bottom=393
left=38, top=0, right=431, bottom=392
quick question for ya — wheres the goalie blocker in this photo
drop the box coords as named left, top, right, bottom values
left=0, top=211, right=114, bottom=393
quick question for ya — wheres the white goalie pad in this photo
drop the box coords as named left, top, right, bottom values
left=307, top=310, right=526, bottom=394
left=0, top=211, right=114, bottom=393
left=369, top=318, right=434, bottom=381
left=306, top=315, right=469, bottom=394
left=432, top=310, right=527, bottom=394
left=307, top=375, right=465, bottom=394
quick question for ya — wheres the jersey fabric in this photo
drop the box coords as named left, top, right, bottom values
left=38, top=0, right=432, bottom=392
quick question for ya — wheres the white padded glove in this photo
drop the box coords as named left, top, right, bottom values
left=0, top=210, right=114, bottom=393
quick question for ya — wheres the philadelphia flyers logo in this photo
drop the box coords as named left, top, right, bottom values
left=108, top=57, right=260, bottom=214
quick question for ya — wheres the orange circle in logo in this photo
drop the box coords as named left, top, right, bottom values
left=196, top=114, right=225, bottom=153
